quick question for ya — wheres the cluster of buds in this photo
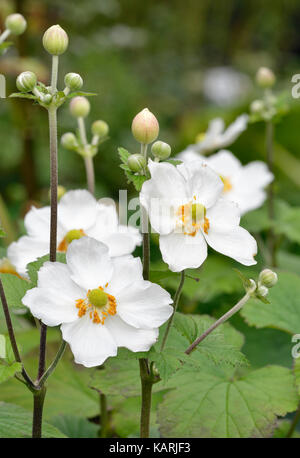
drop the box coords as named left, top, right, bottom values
left=127, top=108, right=171, bottom=174
left=245, top=268, right=278, bottom=301
left=61, top=96, right=109, bottom=158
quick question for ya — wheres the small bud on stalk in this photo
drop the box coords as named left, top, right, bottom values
left=259, top=269, right=278, bottom=288
left=131, top=108, right=159, bottom=144
left=256, top=67, right=275, bottom=88
left=61, top=132, right=79, bottom=150
left=257, top=284, right=269, bottom=297
left=5, top=14, right=27, bottom=35
left=151, top=141, right=171, bottom=160
left=250, top=99, right=264, bottom=114
left=91, top=120, right=109, bottom=138
left=16, top=71, right=37, bottom=92
left=69, top=96, right=90, bottom=118
left=64, top=73, right=83, bottom=91
left=128, top=154, right=146, bottom=173
left=43, top=25, right=69, bottom=56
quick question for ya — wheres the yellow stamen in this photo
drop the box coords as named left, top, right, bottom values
left=75, top=284, right=117, bottom=325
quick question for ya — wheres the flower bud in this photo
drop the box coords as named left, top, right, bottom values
left=43, top=94, right=52, bottom=104
left=91, top=120, right=109, bottom=138
left=131, top=108, right=159, bottom=144
left=151, top=141, right=171, bottom=160
left=127, top=154, right=146, bottom=173
left=61, top=132, right=79, bottom=150
left=16, top=71, right=37, bottom=92
left=69, top=96, right=90, bottom=118
left=256, top=67, right=275, bottom=88
left=250, top=99, right=264, bottom=114
left=259, top=269, right=278, bottom=288
left=42, top=25, right=69, bottom=56
left=5, top=14, right=27, bottom=35
left=257, top=284, right=269, bottom=297
left=48, top=185, right=66, bottom=202
left=64, top=73, right=83, bottom=91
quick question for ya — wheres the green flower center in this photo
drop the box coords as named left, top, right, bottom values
left=87, top=289, right=108, bottom=308
left=191, top=203, right=206, bottom=223
left=65, top=229, right=84, bottom=244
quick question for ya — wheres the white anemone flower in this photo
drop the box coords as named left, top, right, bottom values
left=180, top=150, right=274, bottom=215
left=140, top=160, right=257, bottom=272
left=8, top=190, right=141, bottom=277
left=22, top=237, right=173, bottom=367
left=177, top=114, right=248, bottom=157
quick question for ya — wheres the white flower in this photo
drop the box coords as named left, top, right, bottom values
left=140, top=160, right=257, bottom=272
left=8, top=190, right=141, bottom=277
left=22, top=237, right=173, bottom=367
left=177, top=114, right=248, bottom=156
left=179, top=150, right=273, bottom=215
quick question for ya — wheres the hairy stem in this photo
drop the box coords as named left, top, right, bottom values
left=37, top=341, right=67, bottom=388
left=0, top=279, right=34, bottom=388
left=185, top=293, right=250, bottom=355
left=139, top=358, right=153, bottom=438
left=50, top=55, right=59, bottom=93
left=78, top=117, right=95, bottom=195
left=266, top=120, right=276, bottom=267
left=32, top=386, right=46, bottom=438
left=160, top=270, right=185, bottom=351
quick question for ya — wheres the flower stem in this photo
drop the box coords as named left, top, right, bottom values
left=99, top=393, right=109, bottom=438
left=286, top=403, right=300, bottom=438
left=185, top=293, right=250, bottom=355
left=37, top=341, right=67, bottom=388
left=0, top=29, right=10, bottom=44
left=78, top=117, right=95, bottom=195
left=50, top=55, right=59, bottom=93
left=265, top=120, right=276, bottom=267
left=139, top=358, right=153, bottom=438
left=0, top=279, right=34, bottom=388
left=32, top=386, right=46, bottom=438
left=160, top=270, right=185, bottom=352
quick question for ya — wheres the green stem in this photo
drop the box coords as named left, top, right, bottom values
left=160, top=270, right=185, bottom=351
left=50, top=55, right=59, bottom=93
left=32, top=386, right=46, bottom=438
left=78, top=117, right=95, bottom=195
left=286, top=403, right=300, bottom=438
left=266, top=120, right=276, bottom=267
left=185, top=293, right=250, bottom=355
left=139, top=358, right=153, bottom=438
left=0, top=29, right=10, bottom=44
left=99, top=393, right=109, bottom=438
left=37, top=341, right=67, bottom=388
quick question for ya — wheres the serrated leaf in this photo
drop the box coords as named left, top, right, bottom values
left=9, top=92, right=37, bottom=100
left=66, top=91, right=97, bottom=99
left=0, top=362, right=22, bottom=384
left=49, top=415, right=99, bottom=438
left=0, top=273, right=32, bottom=308
left=0, top=403, right=66, bottom=438
left=118, top=147, right=130, bottom=164
left=27, top=253, right=66, bottom=286
left=125, top=171, right=147, bottom=191
left=241, top=271, right=300, bottom=335
left=158, top=365, right=298, bottom=438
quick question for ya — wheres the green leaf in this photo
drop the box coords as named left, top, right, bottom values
left=9, top=92, right=38, bottom=100
left=0, top=362, right=22, bottom=384
left=124, top=171, right=147, bottom=191
left=294, top=358, right=300, bottom=396
left=66, top=91, right=97, bottom=99
left=27, top=252, right=66, bottom=286
left=158, top=364, right=298, bottom=438
left=241, top=271, right=300, bottom=335
left=0, top=42, right=12, bottom=55
left=0, top=228, right=5, bottom=237
left=0, top=403, right=66, bottom=438
left=274, top=201, right=300, bottom=244
left=241, top=205, right=272, bottom=233
left=118, top=147, right=131, bottom=164
left=0, top=273, right=32, bottom=308
left=0, top=335, right=5, bottom=359
left=273, top=420, right=300, bottom=438
left=49, top=415, right=99, bottom=438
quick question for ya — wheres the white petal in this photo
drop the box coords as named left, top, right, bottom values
left=176, top=146, right=201, bottom=162
left=87, top=202, right=119, bottom=238
left=140, top=189, right=176, bottom=235
left=66, top=237, right=113, bottom=290
left=177, top=161, right=223, bottom=209
left=146, top=159, right=188, bottom=199
left=116, top=281, right=173, bottom=329
left=159, top=231, right=208, bottom=272
left=220, top=114, right=248, bottom=148
left=105, top=315, right=158, bottom=352
left=234, top=160, right=273, bottom=190
left=58, top=190, right=98, bottom=232
left=198, top=118, right=225, bottom=151
left=204, top=226, right=257, bottom=265
left=106, top=255, right=143, bottom=295
left=206, top=149, right=241, bottom=177
left=7, top=236, right=49, bottom=277
left=206, top=198, right=240, bottom=229
left=98, top=226, right=141, bottom=257
left=24, top=206, right=50, bottom=240
left=61, top=316, right=117, bottom=367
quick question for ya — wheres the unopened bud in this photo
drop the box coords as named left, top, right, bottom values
left=43, top=25, right=69, bottom=56
left=5, top=14, right=27, bottom=35
left=16, top=71, right=37, bottom=92
left=64, top=73, right=83, bottom=91
left=61, top=132, right=79, bottom=150
left=250, top=99, right=264, bottom=113
left=131, top=108, right=159, bottom=144
left=151, top=141, right=171, bottom=160
left=259, top=269, right=278, bottom=288
left=43, top=94, right=52, bottom=104
left=256, top=67, right=275, bottom=88
left=48, top=185, right=66, bottom=202
left=257, top=285, right=269, bottom=297
left=127, top=154, right=146, bottom=173
left=69, top=96, right=90, bottom=118
left=91, top=120, right=109, bottom=138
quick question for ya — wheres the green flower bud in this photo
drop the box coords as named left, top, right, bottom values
left=61, top=132, right=79, bottom=150
left=64, top=73, right=83, bottom=91
left=256, top=67, right=275, bottom=88
left=250, top=99, right=264, bottom=114
left=151, top=140, right=171, bottom=160
left=42, top=25, right=69, bottom=56
left=69, top=96, right=90, bottom=118
left=5, top=14, right=27, bottom=35
left=127, top=154, right=146, bottom=173
left=16, top=71, right=37, bottom=92
left=259, top=269, right=278, bottom=288
left=257, top=284, right=269, bottom=297
left=43, top=94, right=52, bottom=104
left=131, top=108, right=159, bottom=144
left=91, top=120, right=109, bottom=138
